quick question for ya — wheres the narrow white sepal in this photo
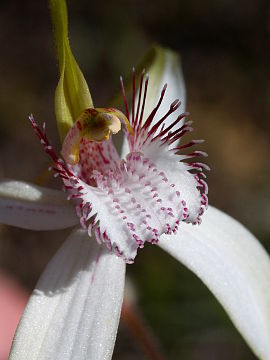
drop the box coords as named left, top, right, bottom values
left=121, top=48, right=186, bottom=158
left=0, top=180, right=78, bottom=230
left=144, top=48, right=186, bottom=128
left=159, top=205, right=270, bottom=360
left=9, top=228, right=126, bottom=360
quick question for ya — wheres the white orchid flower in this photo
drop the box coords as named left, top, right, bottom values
left=2, top=1, right=270, bottom=359
left=3, top=57, right=270, bottom=360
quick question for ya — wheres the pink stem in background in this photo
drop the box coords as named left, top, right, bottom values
left=121, top=299, right=166, bottom=360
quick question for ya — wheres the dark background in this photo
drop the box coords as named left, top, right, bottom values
left=0, top=0, right=269, bottom=358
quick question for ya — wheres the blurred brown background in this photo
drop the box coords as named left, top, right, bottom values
left=0, top=0, right=269, bottom=359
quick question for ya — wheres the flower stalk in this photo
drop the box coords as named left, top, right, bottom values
left=49, top=0, right=93, bottom=140
left=121, top=300, right=166, bottom=360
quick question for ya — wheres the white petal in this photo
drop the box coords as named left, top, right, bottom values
left=10, top=228, right=126, bottom=360
left=159, top=206, right=270, bottom=359
left=0, top=180, right=78, bottom=230
left=73, top=152, right=185, bottom=262
left=141, top=141, right=204, bottom=223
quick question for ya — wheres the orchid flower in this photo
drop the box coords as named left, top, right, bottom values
left=2, top=1, right=270, bottom=359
